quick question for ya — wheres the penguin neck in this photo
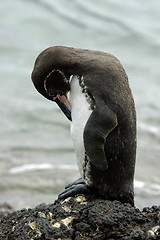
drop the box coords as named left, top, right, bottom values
left=69, top=75, right=92, bottom=123
left=69, top=75, right=92, bottom=178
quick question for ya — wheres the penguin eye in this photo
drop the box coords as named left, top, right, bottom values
left=48, top=91, right=57, bottom=97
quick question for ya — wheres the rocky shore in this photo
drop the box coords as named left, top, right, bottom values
left=0, top=195, right=160, bottom=240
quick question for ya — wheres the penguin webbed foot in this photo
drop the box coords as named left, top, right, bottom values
left=58, top=178, right=91, bottom=199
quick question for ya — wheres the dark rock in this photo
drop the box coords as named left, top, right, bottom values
left=0, top=195, right=160, bottom=240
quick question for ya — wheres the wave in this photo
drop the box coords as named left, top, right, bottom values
left=139, top=122, right=160, bottom=135
left=135, top=179, right=160, bottom=196
left=9, top=163, right=77, bottom=174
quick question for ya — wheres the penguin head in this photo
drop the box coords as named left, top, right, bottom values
left=44, top=69, right=71, bottom=121
left=31, top=49, right=72, bottom=121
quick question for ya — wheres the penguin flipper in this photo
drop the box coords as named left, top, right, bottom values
left=58, top=180, right=91, bottom=199
left=84, top=97, right=117, bottom=171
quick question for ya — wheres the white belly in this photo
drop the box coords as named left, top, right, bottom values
left=69, top=76, right=92, bottom=178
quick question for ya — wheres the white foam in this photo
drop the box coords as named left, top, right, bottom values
left=135, top=179, right=160, bottom=196
left=9, top=163, right=53, bottom=174
left=139, top=122, right=160, bottom=135
left=134, top=179, right=145, bottom=188
left=9, top=163, right=77, bottom=174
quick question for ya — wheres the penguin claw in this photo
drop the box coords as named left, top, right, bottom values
left=58, top=182, right=90, bottom=200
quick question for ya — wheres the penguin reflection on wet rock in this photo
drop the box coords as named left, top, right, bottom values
left=31, top=46, right=136, bottom=206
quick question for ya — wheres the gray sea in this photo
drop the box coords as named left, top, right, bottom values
left=0, top=0, right=160, bottom=210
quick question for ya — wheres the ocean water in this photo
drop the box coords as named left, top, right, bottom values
left=0, top=0, right=160, bottom=210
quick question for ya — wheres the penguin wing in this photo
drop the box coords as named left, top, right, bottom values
left=83, top=97, right=117, bottom=171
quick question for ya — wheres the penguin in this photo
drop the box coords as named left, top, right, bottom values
left=31, top=46, right=136, bottom=206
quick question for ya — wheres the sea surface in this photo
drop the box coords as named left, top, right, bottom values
left=0, top=0, right=160, bottom=210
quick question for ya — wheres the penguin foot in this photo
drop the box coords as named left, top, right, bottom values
left=58, top=178, right=91, bottom=199
left=65, top=178, right=85, bottom=189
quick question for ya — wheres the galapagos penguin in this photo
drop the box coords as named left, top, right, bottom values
left=31, top=46, right=136, bottom=206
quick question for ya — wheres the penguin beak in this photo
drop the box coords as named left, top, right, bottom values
left=54, top=94, right=72, bottom=121
left=53, top=94, right=71, bottom=112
